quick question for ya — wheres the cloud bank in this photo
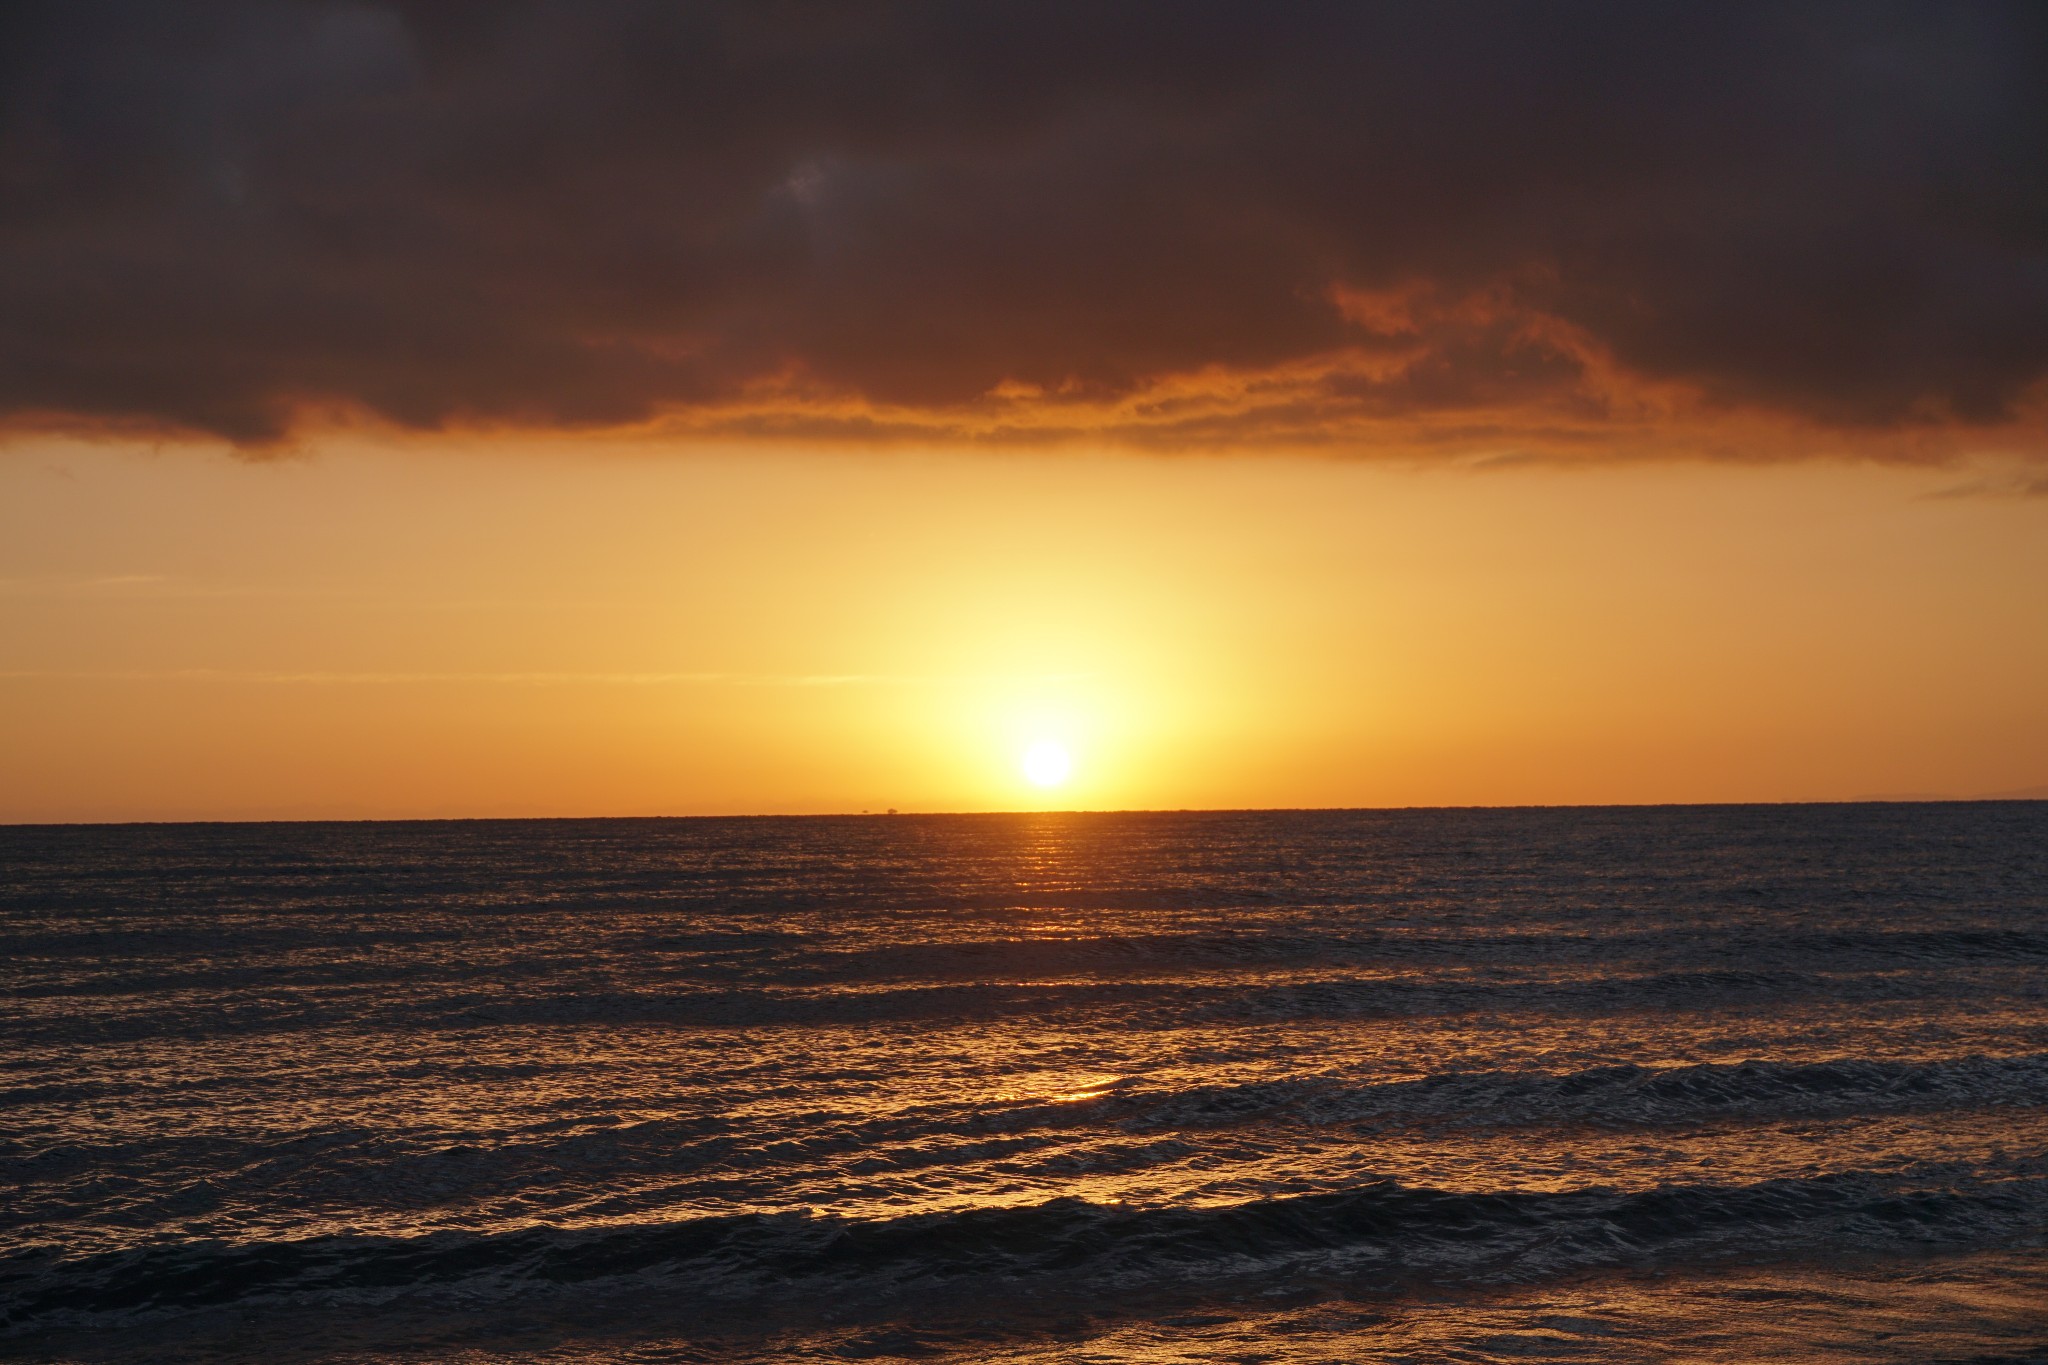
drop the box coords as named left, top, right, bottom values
left=2, top=1, right=2044, bottom=455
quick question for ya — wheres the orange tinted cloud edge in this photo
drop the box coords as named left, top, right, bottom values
left=7, top=281, right=2046, bottom=469
left=8, top=376, right=2042, bottom=471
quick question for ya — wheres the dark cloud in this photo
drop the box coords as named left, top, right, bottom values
left=1, top=1, right=2044, bottom=449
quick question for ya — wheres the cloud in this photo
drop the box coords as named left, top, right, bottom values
left=0, top=668, right=1084, bottom=687
left=1922, top=467, right=2048, bottom=499
left=2, top=1, right=2045, bottom=456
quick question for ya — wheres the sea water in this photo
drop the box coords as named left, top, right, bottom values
left=2, top=805, right=2044, bottom=1362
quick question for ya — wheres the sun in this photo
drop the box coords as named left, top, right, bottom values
left=1021, top=739, right=1073, bottom=788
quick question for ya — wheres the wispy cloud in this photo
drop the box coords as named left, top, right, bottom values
left=0, top=575, right=650, bottom=609
left=0, top=668, right=1086, bottom=687
left=1921, top=470, right=2048, bottom=500
left=0, top=574, right=314, bottom=600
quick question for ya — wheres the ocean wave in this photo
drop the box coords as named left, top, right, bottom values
left=9, top=1056, right=2040, bottom=1221
left=11, top=926, right=2047, bottom=1004
left=1008, top=1053, right=2048, bottom=1134
left=16, top=964, right=2039, bottom=1048
left=5, top=1170, right=2040, bottom=1335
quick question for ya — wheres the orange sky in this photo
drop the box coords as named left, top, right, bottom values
left=3, top=435, right=2043, bottom=822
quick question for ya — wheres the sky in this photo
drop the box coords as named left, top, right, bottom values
left=2, top=2, right=2045, bottom=820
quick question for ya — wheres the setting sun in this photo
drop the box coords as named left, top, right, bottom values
left=1021, top=740, right=1073, bottom=788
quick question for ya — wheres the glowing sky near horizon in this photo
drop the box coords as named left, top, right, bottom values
left=2, top=438, right=2043, bottom=822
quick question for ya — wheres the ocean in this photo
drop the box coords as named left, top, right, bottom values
left=2, top=804, right=2044, bottom=1362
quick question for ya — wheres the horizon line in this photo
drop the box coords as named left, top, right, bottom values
left=5, top=793, right=2044, bottom=831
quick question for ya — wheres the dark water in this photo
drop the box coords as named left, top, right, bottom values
left=2, top=805, right=2045, bottom=1363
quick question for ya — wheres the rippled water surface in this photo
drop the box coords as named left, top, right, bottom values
left=2, top=805, right=2045, bottom=1362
